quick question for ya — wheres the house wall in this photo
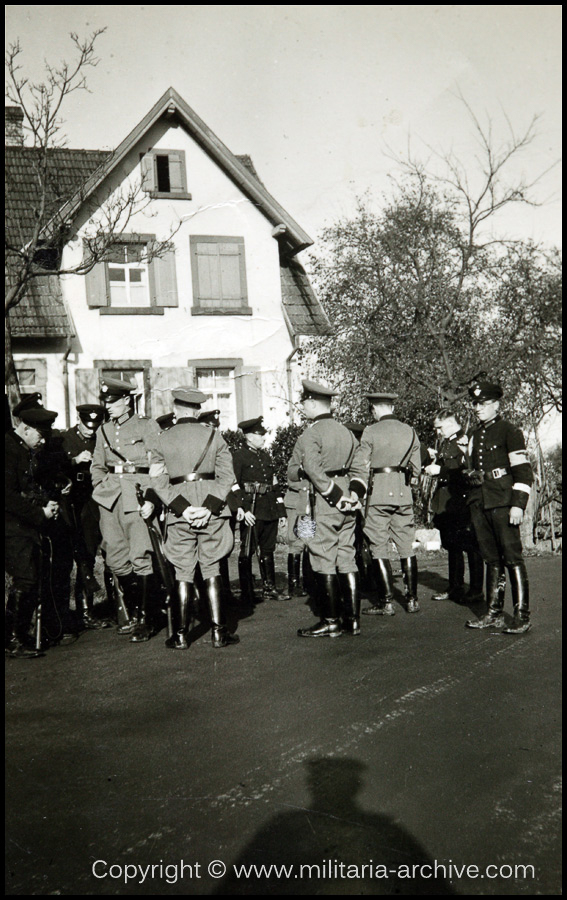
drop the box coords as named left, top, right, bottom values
left=54, top=118, right=298, bottom=430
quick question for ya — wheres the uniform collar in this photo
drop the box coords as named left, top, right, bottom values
left=176, top=416, right=199, bottom=424
left=313, top=413, right=333, bottom=422
left=115, top=410, right=133, bottom=426
left=378, top=414, right=398, bottom=422
left=481, top=414, right=501, bottom=429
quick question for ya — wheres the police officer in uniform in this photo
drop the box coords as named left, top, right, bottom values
left=5, top=404, right=59, bottom=658
left=231, top=417, right=289, bottom=603
left=351, top=392, right=422, bottom=616
left=60, top=404, right=109, bottom=628
left=288, top=380, right=366, bottom=638
left=283, top=470, right=311, bottom=600
left=424, top=409, right=484, bottom=603
left=149, top=387, right=239, bottom=649
left=464, top=382, right=534, bottom=634
left=91, top=376, right=160, bottom=642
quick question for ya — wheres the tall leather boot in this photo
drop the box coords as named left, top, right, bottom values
left=288, top=553, right=308, bottom=598
left=502, top=562, right=531, bottom=634
left=363, top=559, right=395, bottom=616
left=339, top=572, right=361, bottom=635
left=460, top=550, right=484, bottom=603
left=261, top=553, right=290, bottom=601
left=165, top=581, right=192, bottom=649
left=401, top=557, right=420, bottom=613
left=5, top=589, right=43, bottom=659
left=130, top=574, right=157, bottom=642
left=116, top=572, right=139, bottom=634
left=302, top=548, right=316, bottom=599
left=206, top=575, right=240, bottom=647
left=219, top=556, right=236, bottom=605
left=433, top=550, right=465, bottom=601
left=238, top=556, right=256, bottom=606
left=297, top=573, right=342, bottom=637
left=466, top=564, right=506, bottom=628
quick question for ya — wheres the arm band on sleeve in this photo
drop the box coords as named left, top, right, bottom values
left=170, top=495, right=191, bottom=517
left=203, top=494, right=224, bottom=516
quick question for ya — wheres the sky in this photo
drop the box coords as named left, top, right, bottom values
left=5, top=5, right=562, bottom=249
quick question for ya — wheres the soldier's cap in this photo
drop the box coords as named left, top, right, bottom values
left=344, top=421, right=365, bottom=436
left=198, top=408, right=221, bottom=426
left=239, top=416, right=267, bottom=435
left=77, top=404, right=105, bottom=428
left=468, top=381, right=503, bottom=402
left=300, top=379, right=336, bottom=401
left=19, top=407, right=58, bottom=432
left=366, top=391, right=398, bottom=403
left=171, top=387, right=209, bottom=407
left=156, top=412, right=176, bottom=431
left=99, top=375, right=137, bottom=401
left=13, top=392, right=43, bottom=417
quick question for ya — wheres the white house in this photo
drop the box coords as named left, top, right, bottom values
left=6, top=89, right=331, bottom=430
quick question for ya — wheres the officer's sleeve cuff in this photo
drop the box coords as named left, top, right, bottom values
left=324, top=482, right=343, bottom=508
left=204, top=494, right=225, bottom=516
left=349, top=478, right=366, bottom=500
left=511, top=487, right=530, bottom=510
left=276, top=500, right=286, bottom=517
left=170, top=496, right=191, bottom=517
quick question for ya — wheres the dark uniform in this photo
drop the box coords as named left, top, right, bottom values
left=231, top=417, right=288, bottom=603
left=351, top=393, right=422, bottom=616
left=289, top=380, right=367, bottom=638
left=283, top=472, right=312, bottom=598
left=5, top=405, right=58, bottom=658
left=91, top=376, right=160, bottom=640
left=429, top=427, right=484, bottom=602
left=150, top=387, right=239, bottom=649
left=59, top=405, right=108, bottom=627
left=464, top=382, right=534, bottom=633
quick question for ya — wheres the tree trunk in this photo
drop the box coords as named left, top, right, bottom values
left=5, top=315, right=21, bottom=415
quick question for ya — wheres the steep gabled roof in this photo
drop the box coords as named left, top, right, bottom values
left=8, top=275, right=73, bottom=338
left=280, top=257, right=333, bottom=337
left=55, top=87, right=314, bottom=257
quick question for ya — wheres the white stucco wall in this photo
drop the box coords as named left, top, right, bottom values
left=54, top=117, right=298, bottom=430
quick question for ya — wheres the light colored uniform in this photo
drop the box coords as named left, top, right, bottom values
left=91, top=412, right=159, bottom=577
left=149, top=418, right=236, bottom=581
left=287, top=414, right=365, bottom=575
left=355, top=415, right=421, bottom=559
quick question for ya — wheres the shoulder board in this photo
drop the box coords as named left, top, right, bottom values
left=456, top=436, right=469, bottom=447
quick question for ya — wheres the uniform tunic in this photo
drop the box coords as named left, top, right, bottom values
left=430, top=429, right=478, bottom=552
left=284, top=477, right=311, bottom=555
left=287, top=414, right=364, bottom=575
left=5, top=432, right=46, bottom=590
left=60, top=426, right=101, bottom=561
left=467, top=416, right=533, bottom=566
left=150, top=418, right=236, bottom=581
left=231, top=445, right=286, bottom=557
left=354, top=415, right=421, bottom=559
left=91, top=411, right=160, bottom=577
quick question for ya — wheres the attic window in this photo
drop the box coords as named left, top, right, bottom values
left=141, top=149, right=192, bottom=200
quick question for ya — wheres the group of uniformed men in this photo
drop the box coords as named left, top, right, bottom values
left=5, top=374, right=534, bottom=660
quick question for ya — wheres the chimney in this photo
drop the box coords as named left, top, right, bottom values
left=5, top=106, right=24, bottom=146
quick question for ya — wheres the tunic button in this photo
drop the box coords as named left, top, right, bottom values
left=389, top=492, right=394, bottom=497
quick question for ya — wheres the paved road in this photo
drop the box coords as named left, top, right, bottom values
left=5, top=555, right=562, bottom=895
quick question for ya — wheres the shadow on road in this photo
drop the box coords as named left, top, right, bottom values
left=214, top=757, right=457, bottom=895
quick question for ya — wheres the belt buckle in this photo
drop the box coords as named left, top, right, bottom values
left=492, top=467, right=503, bottom=479
left=76, top=472, right=85, bottom=482
left=114, top=464, right=124, bottom=474
left=187, top=473, right=198, bottom=482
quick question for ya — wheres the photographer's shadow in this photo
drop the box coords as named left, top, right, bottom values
left=214, top=757, right=456, bottom=895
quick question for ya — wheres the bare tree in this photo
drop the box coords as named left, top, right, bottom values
left=5, top=31, right=177, bottom=406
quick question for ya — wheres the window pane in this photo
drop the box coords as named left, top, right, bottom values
left=109, top=267, right=126, bottom=282
left=214, top=369, right=233, bottom=388
left=18, top=369, right=36, bottom=386
left=156, top=155, right=171, bottom=193
left=110, top=285, right=127, bottom=305
left=129, top=268, right=143, bottom=283
left=196, top=369, right=215, bottom=389
left=129, top=284, right=150, bottom=306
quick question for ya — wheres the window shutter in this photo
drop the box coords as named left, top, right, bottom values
left=141, top=154, right=157, bottom=193
left=196, top=243, right=221, bottom=301
left=84, top=248, right=109, bottom=308
left=219, top=243, right=242, bottom=300
left=150, top=366, right=197, bottom=417
left=239, top=365, right=263, bottom=419
left=168, top=152, right=186, bottom=193
left=75, top=368, right=102, bottom=405
left=151, top=247, right=179, bottom=307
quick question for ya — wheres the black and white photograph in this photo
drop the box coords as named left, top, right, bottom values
left=5, top=5, right=561, bottom=895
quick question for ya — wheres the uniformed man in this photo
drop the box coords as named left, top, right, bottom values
left=5, top=405, right=59, bottom=658
left=283, top=466, right=311, bottom=600
left=464, top=382, right=534, bottom=634
left=149, top=387, right=239, bottom=649
left=91, top=376, right=160, bottom=642
left=60, top=404, right=109, bottom=628
left=231, top=417, right=288, bottom=604
left=288, top=380, right=366, bottom=638
left=350, top=392, right=422, bottom=616
left=423, top=409, right=484, bottom=603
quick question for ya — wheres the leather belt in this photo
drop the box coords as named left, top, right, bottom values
left=170, top=473, right=215, bottom=485
left=108, top=464, right=149, bottom=474
left=372, top=466, right=406, bottom=474
left=485, top=467, right=509, bottom=480
left=244, top=482, right=271, bottom=494
left=326, top=468, right=348, bottom=476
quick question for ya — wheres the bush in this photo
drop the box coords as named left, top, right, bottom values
left=270, top=423, right=306, bottom=491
